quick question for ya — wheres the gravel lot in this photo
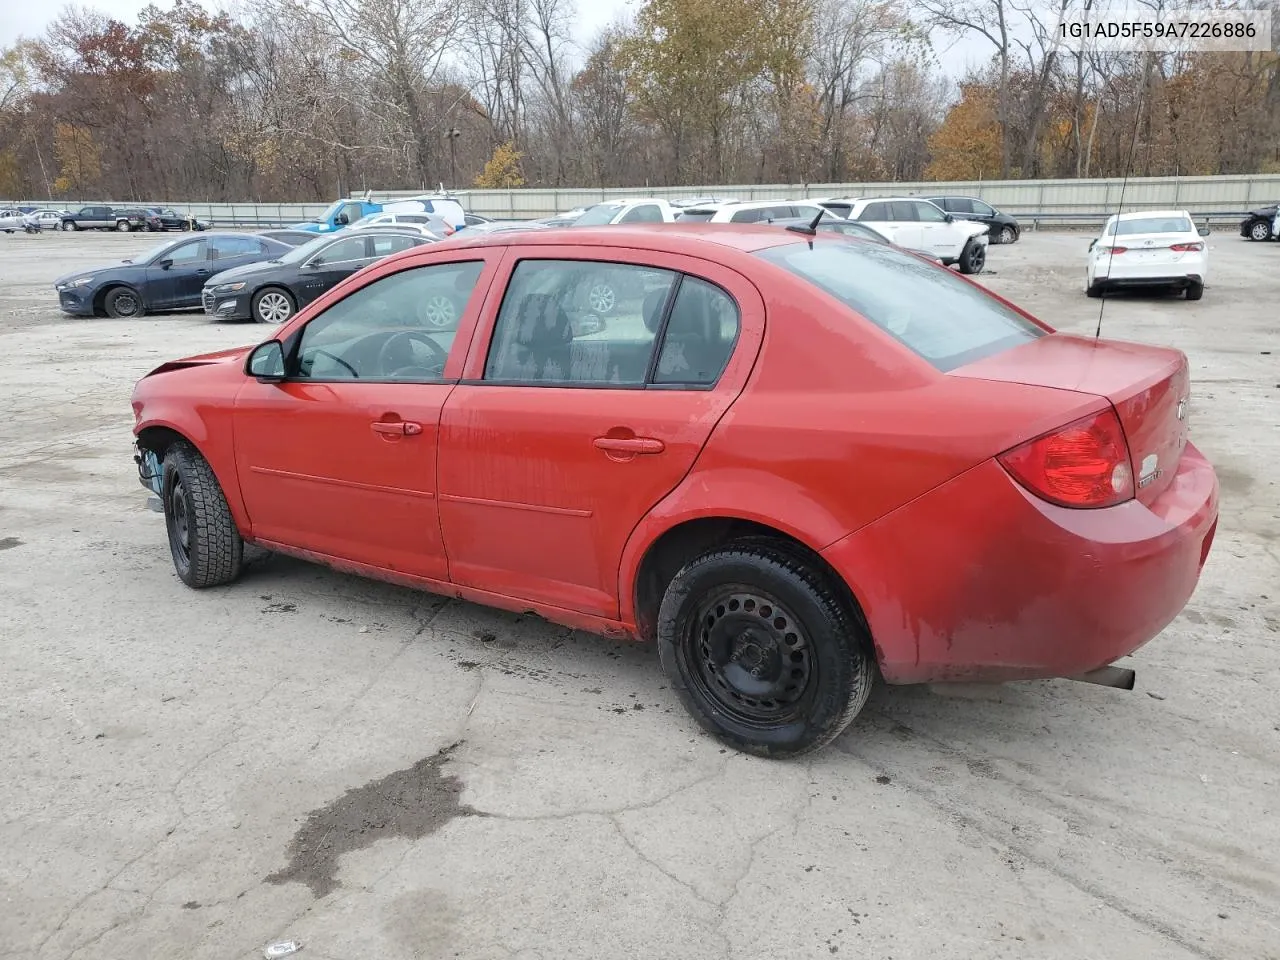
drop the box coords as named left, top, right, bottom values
left=1, top=230, right=1277, bottom=960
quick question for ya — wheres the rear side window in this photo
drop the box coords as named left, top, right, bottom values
left=757, top=240, right=1044, bottom=372
left=889, top=201, right=917, bottom=221
left=677, top=209, right=717, bottom=222
left=821, top=202, right=853, bottom=218
left=730, top=208, right=765, bottom=223
left=653, top=278, right=739, bottom=385
left=859, top=201, right=889, bottom=221
left=948, top=198, right=975, bottom=214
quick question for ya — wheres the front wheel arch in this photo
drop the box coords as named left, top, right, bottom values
left=96, top=283, right=145, bottom=318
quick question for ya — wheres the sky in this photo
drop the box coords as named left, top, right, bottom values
left=0, top=0, right=991, bottom=75
left=0, top=0, right=635, bottom=47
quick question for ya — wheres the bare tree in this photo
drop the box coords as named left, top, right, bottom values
left=282, top=0, right=473, bottom=188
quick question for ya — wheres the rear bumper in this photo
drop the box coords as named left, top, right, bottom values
left=821, top=445, right=1219, bottom=684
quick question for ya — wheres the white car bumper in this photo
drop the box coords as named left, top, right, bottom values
left=1090, top=249, right=1207, bottom=286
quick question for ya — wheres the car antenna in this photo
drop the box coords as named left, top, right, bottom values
left=1097, top=62, right=1147, bottom=340
left=786, top=209, right=825, bottom=241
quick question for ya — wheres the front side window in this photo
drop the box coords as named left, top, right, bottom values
left=165, top=240, right=207, bottom=265
left=485, top=260, right=679, bottom=384
left=295, top=261, right=484, bottom=381
left=757, top=239, right=1044, bottom=372
left=312, top=236, right=368, bottom=266
left=915, top=201, right=947, bottom=223
left=340, top=202, right=364, bottom=224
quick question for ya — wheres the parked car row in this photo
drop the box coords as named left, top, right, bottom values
left=525, top=194, right=1006, bottom=274
left=53, top=227, right=435, bottom=322
left=7, top=204, right=211, bottom=233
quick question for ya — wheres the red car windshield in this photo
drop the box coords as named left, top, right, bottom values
left=757, top=239, right=1045, bottom=371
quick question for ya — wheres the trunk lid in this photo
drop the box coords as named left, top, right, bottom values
left=953, top=333, right=1190, bottom=505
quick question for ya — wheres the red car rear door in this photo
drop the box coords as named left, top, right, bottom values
left=232, top=252, right=501, bottom=580
left=437, top=246, right=765, bottom=619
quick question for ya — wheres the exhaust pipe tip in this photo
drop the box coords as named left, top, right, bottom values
left=1067, top=665, right=1136, bottom=690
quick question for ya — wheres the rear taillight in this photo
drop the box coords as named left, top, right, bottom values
left=998, top=409, right=1134, bottom=508
left=1169, top=242, right=1203, bottom=252
left=1098, top=245, right=1128, bottom=254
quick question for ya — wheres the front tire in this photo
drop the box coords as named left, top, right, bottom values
left=116, top=220, right=131, bottom=232
left=103, top=286, right=144, bottom=318
left=1248, top=220, right=1270, bottom=242
left=161, top=441, right=244, bottom=588
left=61, top=220, right=76, bottom=232
left=657, top=543, right=875, bottom=757
left=958, top=239, right=986, bottom=274
left=997, top=225, right=1017, bottom=244
left=252, top=286, right=295, bottom=324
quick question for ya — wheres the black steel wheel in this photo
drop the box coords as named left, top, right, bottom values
left=658, top=542, right=875, bottom=757
left=689, top=587, right=815, bottom=726
left=103, top=286, right=143, bottom=318
left=162, top=441, right=244, bottom=588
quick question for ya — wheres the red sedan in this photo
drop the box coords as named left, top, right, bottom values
left=131, top=224, right=1219, bottom=756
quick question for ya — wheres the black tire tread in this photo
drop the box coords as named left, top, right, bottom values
left=958, top=240, right=985, bottom=275
left=164, top=441, right=243, bottom=588
left=1185, top=282, right=1204, bottom=301
left=657, top=541, right=874, bottom=757
left=104, top=286, right=143, bottom=319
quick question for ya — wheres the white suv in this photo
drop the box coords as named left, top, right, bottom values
left=819, top=197, right=989, bottom=273
left=676, top=199, right=831, bottom=224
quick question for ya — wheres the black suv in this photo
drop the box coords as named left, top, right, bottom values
left=1239, top=204, right=1276, bottom=242
left=924, top=196, right=1020, bottom=244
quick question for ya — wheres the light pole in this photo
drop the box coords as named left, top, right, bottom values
left=445, top=127, right=461, bottom=190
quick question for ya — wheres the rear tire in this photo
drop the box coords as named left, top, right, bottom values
left=997, top=225, right=1018, bottom=244
left=161, top=441, right=243, bottom=588
left=1185, top=281, right=1204, bottom=301
left=958, top=239, right=986, bottom=274
left=657, top=542, right=875, bottom=757
left=61, top=220, right=76, bottom=232
left=116, top=220, right=131, bottom=232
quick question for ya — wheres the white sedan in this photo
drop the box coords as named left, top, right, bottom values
left=21, top=209, right=69, bottom=231
left=1086, top=210, right=1210, bottom=300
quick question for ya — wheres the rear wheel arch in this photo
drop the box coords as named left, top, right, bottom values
left=630, top=517, right=875, bottom=657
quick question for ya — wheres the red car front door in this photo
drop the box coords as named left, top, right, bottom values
left=233, top=254, right=499, bottom=581
left=438, top=248, right=764, bottom=619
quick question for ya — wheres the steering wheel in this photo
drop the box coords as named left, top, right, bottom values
left=376, top=330, right=449, bottom=379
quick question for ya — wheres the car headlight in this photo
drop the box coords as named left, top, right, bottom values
left=60, top=276, right=95, bottom=289
left=211, top=282, right=246, bottom=294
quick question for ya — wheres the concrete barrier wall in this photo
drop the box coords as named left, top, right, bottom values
left=10, top=174, right=1278, bottom=225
